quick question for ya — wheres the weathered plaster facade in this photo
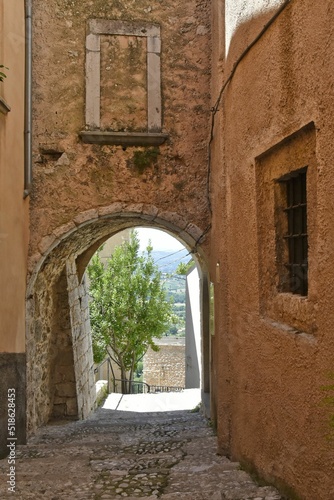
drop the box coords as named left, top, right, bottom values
left=29, top=0, right=211, bottom=253
left=26, top=0, right=211, bottom=436
left=210, top=1, right=334, bottom=498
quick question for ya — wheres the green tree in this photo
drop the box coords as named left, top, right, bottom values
left=176, top=259, right=194, bottom=275
left=87, top=230, right=176, bottom=393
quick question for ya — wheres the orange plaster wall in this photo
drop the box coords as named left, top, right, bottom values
left=211, top=1, right=334, bottom=499
left=0, top=0, right=29, bottom=353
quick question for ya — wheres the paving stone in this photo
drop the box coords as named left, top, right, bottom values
left=0, top=407, right=284, bottom=499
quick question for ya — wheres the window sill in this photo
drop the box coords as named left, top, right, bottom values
left=79, top=131, right=169, bottom=147
left=265, top=291, right=317, bottom=336
left=0, top=97, right=11, bottom=115
left=261, top=316, right=316, bottom=344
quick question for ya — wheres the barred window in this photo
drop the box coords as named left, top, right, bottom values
left=279, top=169, right=308, bottom=296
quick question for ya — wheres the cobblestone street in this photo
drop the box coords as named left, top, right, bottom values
left=0, top=399, right=284, bottom=500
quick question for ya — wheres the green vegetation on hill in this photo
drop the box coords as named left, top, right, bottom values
left=163, top=274, right=186, bottom=336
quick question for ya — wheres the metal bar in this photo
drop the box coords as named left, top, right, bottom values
left=24, top=0, right=32, bottom=198
left=107, top=359, right=110, bottom=394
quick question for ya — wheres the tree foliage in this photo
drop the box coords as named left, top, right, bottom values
left=87, top=230, right=176, bottom=393
left=176, top=259, right=194, bottom=275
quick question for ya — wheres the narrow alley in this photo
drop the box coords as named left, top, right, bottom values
left=0, top=399, right=283, bottom=499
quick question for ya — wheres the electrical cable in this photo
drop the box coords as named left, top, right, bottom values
left=199, top=0, right=293, bottom=246
left=156, top=252, right=192, bottom=271
left=154, top=248, right=189, bottom=263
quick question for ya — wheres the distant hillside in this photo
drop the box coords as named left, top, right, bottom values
left=151, top=249, right=191, bottom=274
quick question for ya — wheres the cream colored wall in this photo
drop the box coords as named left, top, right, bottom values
left=224, top=0, right=282, bottom=56
left=98, top=229, right=131, bottom=263
left=0, top=0, right=28, bottom=352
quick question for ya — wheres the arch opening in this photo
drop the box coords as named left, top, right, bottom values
left=26, top=209, right=211, bottom=435
left=89, top=227, right=201, bottom=404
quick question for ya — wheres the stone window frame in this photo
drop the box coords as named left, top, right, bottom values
left=255, top=122, right=317, bottom=336
left=80, top=19, right=168, bottom=147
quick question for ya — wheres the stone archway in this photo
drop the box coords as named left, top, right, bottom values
left=26, top=204, right=210, bottom=436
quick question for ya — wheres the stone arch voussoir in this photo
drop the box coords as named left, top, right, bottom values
left=27, top=204, right=207, bottom=293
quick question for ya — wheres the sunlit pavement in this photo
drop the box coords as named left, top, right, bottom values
left=103, top=388, right=202, bottom=412
left=0, top=388, right=283, bottom=499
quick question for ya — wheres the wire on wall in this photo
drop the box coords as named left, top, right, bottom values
left=205, top=0, right=293, bottom=220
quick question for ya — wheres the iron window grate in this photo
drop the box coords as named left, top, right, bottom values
left=280, top=170, right=308, bottom=296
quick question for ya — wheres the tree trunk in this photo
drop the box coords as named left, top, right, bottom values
left=129, top=356, right=136, bottom=394
left=120, top=366, right=129, bottom=394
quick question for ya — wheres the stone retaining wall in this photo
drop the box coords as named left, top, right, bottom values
left=144, top=340, right=185, bottom=389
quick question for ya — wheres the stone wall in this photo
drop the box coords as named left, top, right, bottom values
left=26, top=0, right=211, bottom=436
left=66, top=259, right=96, bottom=420
left=48, top=259, right=96, bottom=421
left=30, top=0, right=211, bottom=255
left=144, top=338, right=185, bottom=389
left=50, top=269, right=78, bottom=419
left=26, top=205, right=208, bottom=435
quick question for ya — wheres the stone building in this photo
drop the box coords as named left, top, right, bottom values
left=0, top=1, right=334, bottom=498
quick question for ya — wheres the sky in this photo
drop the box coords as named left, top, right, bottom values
left=136, top=228, right=185, bottom=252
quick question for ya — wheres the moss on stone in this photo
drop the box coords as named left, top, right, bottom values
left=131, top=148, right=160, bottom=174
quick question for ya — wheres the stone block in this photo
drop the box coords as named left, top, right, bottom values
left=53, top=221, right=76, bottom=239
left=66, top=273, right=79, bottom=292
left=70, top=304, right=82, bottom=327
left=52, top=403, right=66, bottom=418
left=38, top=234, right=59, bottom=255
left=80, top=333, right=89, bottom=354
left=147, top=52, right=162, bottom=131
left=66, top=398, right=78, bottom=416
left=53, top=371, right=66, bottom=384
left=123, top=203, right=144, bottom=216
left=147, top=36, right=161, bottom=54
left=67, top=285, right=80, bottom=303
left=73, top=209, right=98, bottom=226
left=53, top=396, right=66, bottom=404
left=55, top=153, right=70, bottom=166
left=28, top=252, right=42, bottom=273
left=141, top=204, right=159, bottom=221
left=55, top=349, right=74, bottom=367
left=98, top=202, right=125, bottom=217
left=55, top=382, right=77, bottom=398
left=157, top=211, right=188, bottom=230
left=86, top=34, right=100, bottom=128
left=184, top=223, right=204, bottom=243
